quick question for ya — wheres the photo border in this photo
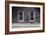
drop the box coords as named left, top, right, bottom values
left=5, top=1, right=45, bottom=34
left=9, top=4, right=43, bottom=32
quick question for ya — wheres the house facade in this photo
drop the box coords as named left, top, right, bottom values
left=12, top=7, right=40, bottom=23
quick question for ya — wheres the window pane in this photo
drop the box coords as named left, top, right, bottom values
left=30, top=12, right=34, bottom=20
left=19, top=12, right=23, bottom=20
left=20, top=16, right=23, bottom=20
left=31, top=12, right=34, bottom=16
left=31, top=17, right=34, bottom=20
left=19, top=12, right=23, bottom=15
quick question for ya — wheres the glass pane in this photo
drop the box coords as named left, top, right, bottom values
left=30, top=12, right=34, bottom=20
left=19, top=12, right=23, bottom=15
left=31, top=17, right=34, bottom=20
left=31, top=12, right=34, bottom=16
left=19, top=12, right=23, bottom=20
left=20, top=16, right=23, bottom=20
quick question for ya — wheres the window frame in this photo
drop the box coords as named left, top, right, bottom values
left=18, top=11, right=24, bottom=22
left=29, top=11, right=35, bottom=22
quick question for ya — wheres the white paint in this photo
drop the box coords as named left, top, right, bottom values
left=0, top=0, right=5, bottom=35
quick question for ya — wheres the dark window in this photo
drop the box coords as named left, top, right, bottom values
left=19, top=12, right=23, bottom=20
left=19, top=12, right=23, bottom=15
left=31, top=17, right=34, bottom=20
left=30, top=12, right=34, bottom=20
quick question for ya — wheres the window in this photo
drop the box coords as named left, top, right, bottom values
left=29, top=11, right=35, bottom=22
left=30, top=12, right=34, bottom=20
left=18, top=11, right=24, bottom=22
left=19, top=12, right=23, bottom=20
